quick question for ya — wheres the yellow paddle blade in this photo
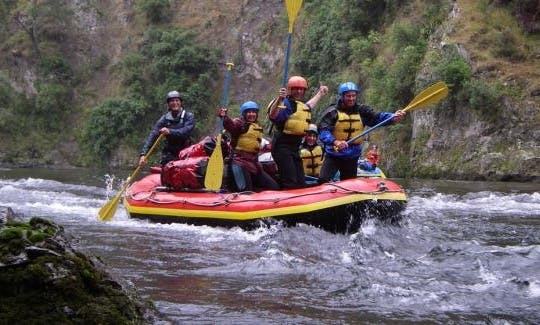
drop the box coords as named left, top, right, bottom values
left=98, top=192, right=122, bottom=221
left=286, top=0, right=303, bottom=33
left=97, top=134, right=164, bottom=222
left=98, top=170, right=138, bottom=221
left=204, top=134, right=224, bottom=191
left=403, top=81, right=449, bottom=112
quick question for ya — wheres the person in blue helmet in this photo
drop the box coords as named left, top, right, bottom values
left=139, top=90, right=195, bottom=167
left=317, top=82, right=406, bottom=182
left=217, top=101, right=279, bottom=192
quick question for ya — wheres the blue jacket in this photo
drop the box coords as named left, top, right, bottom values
left=318, top=101, right=394, bottom=159
left=140, top=109, right=195, bottom=158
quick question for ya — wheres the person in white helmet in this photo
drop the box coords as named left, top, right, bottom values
left=139, top=90, right=195, bottom=166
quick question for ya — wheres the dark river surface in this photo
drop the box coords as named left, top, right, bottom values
left=1, top=167, right=539, bottom=324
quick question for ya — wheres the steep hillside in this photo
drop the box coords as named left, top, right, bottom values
left=408, top=0, right=540, bottom=181
left=0, top=0, right=538, bottom=181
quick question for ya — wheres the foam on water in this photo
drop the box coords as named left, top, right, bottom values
left=406, top=191, right=540, bottom=217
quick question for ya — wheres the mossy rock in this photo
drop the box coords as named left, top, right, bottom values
left=0, top=215, right=157, bottom=323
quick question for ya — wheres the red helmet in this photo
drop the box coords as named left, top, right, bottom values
left=287, top=76, right=308, bottom=91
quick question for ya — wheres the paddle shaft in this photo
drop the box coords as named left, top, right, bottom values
left=281, top=0, right=303, bottom=87
left=204, top=63, right=234, bottom=191
left=219, top=62, right=234, bottom=132
left=281, top=33, right=292, bottom=87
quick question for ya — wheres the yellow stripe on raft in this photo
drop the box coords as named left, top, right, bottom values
left=124, top=191, right=407, bottom=221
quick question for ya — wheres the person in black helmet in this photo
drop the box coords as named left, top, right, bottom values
left=139, top=90, right=195, bottom=167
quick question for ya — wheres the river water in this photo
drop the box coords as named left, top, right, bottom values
left=0, top=167, right=539, bottom=324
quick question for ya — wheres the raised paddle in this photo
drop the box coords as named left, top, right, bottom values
left=98, top=133, right=164, bottom=221
left=268, top=0, right=304, bottom=122
left=344, top=81, right=449, bottom=146
left=281, top=0, right=303, bottom=87
left=204, top=62, right=234, bottom=191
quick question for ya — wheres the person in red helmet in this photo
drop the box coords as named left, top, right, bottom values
left=267, top=76, right=328, bottom=189
left=139, top=90, right=195, bottom=167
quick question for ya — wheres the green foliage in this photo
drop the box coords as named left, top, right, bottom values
left=82, top=26, right=220, bottom=164
left=82, top=98, right=147, bottom=161
left=297, top=0, right=408, bottom=78
left=133, top=27, right=218, bottom=127
left=464, top=79, right=505, bottom=123
left=136, top=0, right=170, bottom=24
left=421, top=0, right=449, bottom=38
left=39, top=55, right=74, bottom=82
left=490, top=28, right=525, bottom=60
left=297, top=1, right=362, bottom=76
left=349, top=31, right=381, bottom=64
left=35, top=82, right=72, bottom=124
left=362, top=23, right=427, bottom=110
left=120, top=53, right=149, bottom=100
left=435, top=53, right=472, bottom=90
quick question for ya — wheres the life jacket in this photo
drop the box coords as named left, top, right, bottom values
left=283, top=101, right=311, bottom=136
left=235, top=123, right=263, bottom=153
left=161, top=156, right=208, bottom=190
left=300, top=145, right=323, bottom=177
left=333, top=110, right=364, bottom=144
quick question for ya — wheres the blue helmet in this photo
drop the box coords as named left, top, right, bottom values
left=338, top=82, right=359, bottom=97
left=240, top=101, right=259, bottom=115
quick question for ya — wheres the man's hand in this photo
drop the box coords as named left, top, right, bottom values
left=333, top=140, right=348, bottom=151
left=278, top=87, right=287, bottom=99
left=392, top=110, right=406, bottom=123
left=139, top=155, right=146, bottom=166
left=216, top=107, right=227, bottom=117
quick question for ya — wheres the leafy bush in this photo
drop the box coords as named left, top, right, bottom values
left=490, top=28, right=525, bottom=60
left=35, top=82, right=72, bottom=129
left=361, top=23, right=427, bottom=110
left=83, top=27, right=219, bottom=163
left=39, top=55, right=74, bottom=82
left=120, top=53, right=149, bottom=100
left=349, top=31, right=381, bottom=64
left=465, top=79, right=504, bottom=122
left=136, top=0, right=170, bottom=24
left=436, top=55, right=472, bottom=90
left=82, top=98, right=147, bottom=161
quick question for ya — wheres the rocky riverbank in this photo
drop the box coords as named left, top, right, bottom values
left=0, top=206, right=158, bottom=323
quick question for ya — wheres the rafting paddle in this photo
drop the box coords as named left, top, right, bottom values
left=204, top=62, right=234, bottom=191
left=344, top=81, right=449, bottom=146
left=98, top=133, right=164, bottom=221
left=281, top=0, right=303, bottom=87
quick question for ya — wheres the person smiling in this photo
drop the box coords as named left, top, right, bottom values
left=267, top=76, right=328, bottom=189
left=217, top=101, right=278, bottom=192
left=139, top=90, right=195, bottom=167
left=317, top=82, right=406, bottom=183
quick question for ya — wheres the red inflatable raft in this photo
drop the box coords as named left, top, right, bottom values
left=124, top=172, right=407, bottom=233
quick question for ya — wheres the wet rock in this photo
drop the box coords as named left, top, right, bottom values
left=0, top=206, right=158, bottom=323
